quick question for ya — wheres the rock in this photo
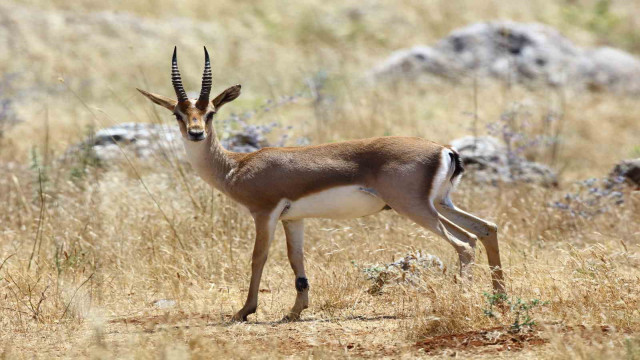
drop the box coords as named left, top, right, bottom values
left=361, top=251, right=444, bottom=294
left=450, top=136, right=558, bottom=187
left=152, top=299, right=176, bottom=309
left=609, top=158, right=640, bottom=188
left=373, top=21, right=640, bottom=94
left=220, top=124, right=271, bottom=154
left=90, top=122, right=182, bottom=162
left=64, top=122, right=272, bottom=164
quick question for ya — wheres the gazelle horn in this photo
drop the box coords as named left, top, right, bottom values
left=197, top=46, right=212, bottom=108
left=171, top=46, right=189, bottom=103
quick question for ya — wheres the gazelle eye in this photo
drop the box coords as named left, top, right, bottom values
left=206, top=112, right=215, bottom=121
left=174, top=114, right=181, bottom=121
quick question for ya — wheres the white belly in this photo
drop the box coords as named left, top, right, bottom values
left=279, top=185, right=387, bottom=221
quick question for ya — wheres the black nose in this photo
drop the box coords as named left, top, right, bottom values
left=188, top=129, right=205, bottom=141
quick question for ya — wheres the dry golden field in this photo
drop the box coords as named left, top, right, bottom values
left=1, top=0, right=640, bottom=358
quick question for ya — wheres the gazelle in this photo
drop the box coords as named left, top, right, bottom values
left=137, top=47, right=505, bottom=322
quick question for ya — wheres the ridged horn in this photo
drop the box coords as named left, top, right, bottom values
left=171, top=46, right=189, bottom=103
left=197, top=46, right=212, bottom=108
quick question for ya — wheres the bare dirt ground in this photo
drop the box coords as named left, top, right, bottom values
left=5, top=311, right=634, bottom=359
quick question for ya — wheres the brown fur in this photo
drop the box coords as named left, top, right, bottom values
left=226, top=137, right=443, bottom=212
left=138, top=63, right=504, bottom=323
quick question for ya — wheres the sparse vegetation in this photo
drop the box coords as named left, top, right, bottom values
left=1, top=0, right=640, bottom=359
left=483, top=292, right=549, bottom=332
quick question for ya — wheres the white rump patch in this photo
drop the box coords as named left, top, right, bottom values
left=429, top=148, right=454, bottom=204
left=279, top=185, right=387, bottom=221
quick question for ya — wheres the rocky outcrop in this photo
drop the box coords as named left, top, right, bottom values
left=450, top=136, right=558, bottom=187
left=87, top=123, right=182, bottom=162
left=373, top=21, right=640, bottom=94
left=610, top=158, right=640, bottom=188
left=65, top=122, right=272, bottom=164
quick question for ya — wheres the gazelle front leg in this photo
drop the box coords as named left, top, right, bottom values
left=232, top=211, right=277, bottom=322
left=282, top=219, right=309, bottom=321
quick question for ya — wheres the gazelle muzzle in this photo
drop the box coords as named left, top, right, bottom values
left=187, top=125, right=206, bottom=141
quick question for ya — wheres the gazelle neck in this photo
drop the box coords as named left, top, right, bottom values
left=182, top=124, right=235, bottom=191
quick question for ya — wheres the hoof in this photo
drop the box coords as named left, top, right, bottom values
left=230, top=305, right=256, bottom=323
left=231, top=312, right=248, bottom=323
left=281, top=313, right=301, bottom=322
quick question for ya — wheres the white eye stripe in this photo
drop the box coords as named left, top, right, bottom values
left=174, top=109, right=186, bottom=119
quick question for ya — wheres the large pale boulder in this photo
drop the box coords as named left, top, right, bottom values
left=373, top=21, right=640, bottom=94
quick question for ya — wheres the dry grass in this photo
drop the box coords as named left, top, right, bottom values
left=1, top=0, right=640, bottom=358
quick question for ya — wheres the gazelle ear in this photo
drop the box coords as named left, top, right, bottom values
left=212, top=84, right=241, bottom=110
left=137, top=88, right=177, bottom=111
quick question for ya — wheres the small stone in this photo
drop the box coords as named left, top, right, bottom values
left=152, top=299, right=176, bottom=309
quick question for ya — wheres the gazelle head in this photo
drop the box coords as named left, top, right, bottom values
left=137, top=47, right=241, bottom=142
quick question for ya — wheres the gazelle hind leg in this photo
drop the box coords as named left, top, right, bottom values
left=435, top=196, right=505, bottom=294
left=387, top=200, right=477, bottom=280
left=376, top=147, right=477, bottom=281
left=282, top=219, right=309, bottom=321
left=437, top=214, right=478, bottom=279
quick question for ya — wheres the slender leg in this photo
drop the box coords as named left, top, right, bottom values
left=282, top=219, right=309, bottom=321
left=387, top=200, right=477, bottom=279
left=435, top=197, right=505, bottom=294
left=438, top=214, right=477, bottom=279
left=231, top=211, right=278, bottom=322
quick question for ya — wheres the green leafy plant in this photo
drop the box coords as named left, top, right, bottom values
left=483, top=292, right=549, bottom=332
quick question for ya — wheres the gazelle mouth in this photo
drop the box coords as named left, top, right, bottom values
left=188, top=135, right=206, bottom=142
left=187, top=131, right=206, bottom=142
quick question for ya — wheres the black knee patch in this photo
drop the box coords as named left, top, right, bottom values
left=295, top=277, right=309, bottom=292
